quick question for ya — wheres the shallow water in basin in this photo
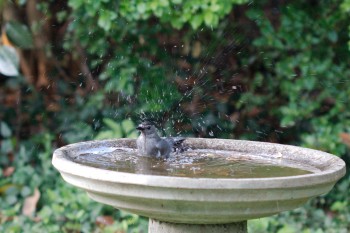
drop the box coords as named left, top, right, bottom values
left=71, top=147, right=313, bottom=178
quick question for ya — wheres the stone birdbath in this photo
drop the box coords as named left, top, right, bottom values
left=52, top=138, right=345, bottom=233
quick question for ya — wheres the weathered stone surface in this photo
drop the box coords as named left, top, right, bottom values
left=52, top=138, right=346, bottom=224
left=148, top=219, right=247, bottom=233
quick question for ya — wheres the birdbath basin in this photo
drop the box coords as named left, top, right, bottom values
left=52, top=138, right=345, bottom=233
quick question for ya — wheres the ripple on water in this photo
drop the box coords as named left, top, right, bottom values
left=72, top=147, right=314, bottom=178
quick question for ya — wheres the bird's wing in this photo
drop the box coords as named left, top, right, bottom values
left=172, top=137, right=185, bottom=146
left=163, top=137, right=187, bottom=153
left=155, top=139, right=172, bottom=158
left=163, top=137, right=185, bottom=145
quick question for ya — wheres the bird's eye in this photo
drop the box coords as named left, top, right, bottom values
left=147, top=126, right=151, bottom=130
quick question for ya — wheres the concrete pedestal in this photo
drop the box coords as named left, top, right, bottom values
left=148, top=219, right=247, bottom=233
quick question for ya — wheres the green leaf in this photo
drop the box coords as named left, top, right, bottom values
left=76, top=210, right=85, bottom=218
left=331, top=201, right=347, bottom=211
left=172, top=0, right=182, bottom=4
left=340, top=0, right=350, bottom=12
left=204, top=10, right=214, bottom=26
left=21, top=186, right=32, bottom=197
left=5, top=195, right=17, bottom=205
left=277, top=225, right=297, bottom=233
left=327, top=31, right=338, bottom=43
left=95, top=130, right=121, bottom=139
left=18, top=0, right=27, bottom=6
left=137, top=3, right=147, bottom=14
left=0, top=121, right=12, bottom=138
left=127, top=131, right=138, bottom=139
left=121, top=119, right=135, bottom=134
left=98, top=10, right=117, bottom=31
left=68, top=0, right=85, bottom=9
left=0, top=45, right=19, bottom=77
left=103, top=118, right=121, bottom=131
left=248, top=218, right=269, bottom=231
left=190, top=15, right=203, bottom=29
left=5, top=21, right=33, bottom=49
left=171, top=17, right=184, bottom=29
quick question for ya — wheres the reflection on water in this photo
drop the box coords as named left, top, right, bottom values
left=73, top=147, right=312, bottom=178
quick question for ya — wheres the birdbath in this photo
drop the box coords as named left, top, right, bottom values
left=52, top=138, right=345, bottom=233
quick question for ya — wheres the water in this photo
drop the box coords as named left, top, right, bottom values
left=72, top=147, right=313, bottom=178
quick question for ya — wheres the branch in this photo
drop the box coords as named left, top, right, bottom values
left=76, top=42, right=99, bottom=91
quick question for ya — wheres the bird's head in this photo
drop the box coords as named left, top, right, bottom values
left=136, top=121, right=157, bottom=135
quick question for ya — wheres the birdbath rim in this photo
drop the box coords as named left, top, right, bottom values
left=52, top=138, right=346, bottom=190
left=52, top=138, right=346, bottom=225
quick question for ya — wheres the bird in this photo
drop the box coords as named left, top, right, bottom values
left=136, top=121, right=186, bottom=158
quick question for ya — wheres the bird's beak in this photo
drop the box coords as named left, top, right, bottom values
left=136, top=125, right=145, bottom=130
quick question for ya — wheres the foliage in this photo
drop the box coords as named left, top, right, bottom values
left=5, top=21, right=33, bottom=49
left=0, top=0, right=349, bottom=232
left=249, top=175, right=350, bottom=232
left=243, top=2, right=350, bottom=155
left=68, top=0, right=248, bottom=30
left=0, top=133, right=148, bottom=233
left=341, top=0, right=350, bottom=49
left=0, top=45, right=19, bottom=76
left=95, top=119, right=138, bottom=139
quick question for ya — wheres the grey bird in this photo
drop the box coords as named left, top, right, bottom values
left=136, top=121, right=186, bottom=158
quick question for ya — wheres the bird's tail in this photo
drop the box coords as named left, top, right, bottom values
left=165, top=137, right=188, bottom=153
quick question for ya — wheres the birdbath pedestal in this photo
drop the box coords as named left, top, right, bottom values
left=52, top=138, right=345, bottom=233
left=148, top=220, right=246, bottom=233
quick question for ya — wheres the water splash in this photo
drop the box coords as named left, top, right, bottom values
left=73, top=147, right=314, bottom=179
